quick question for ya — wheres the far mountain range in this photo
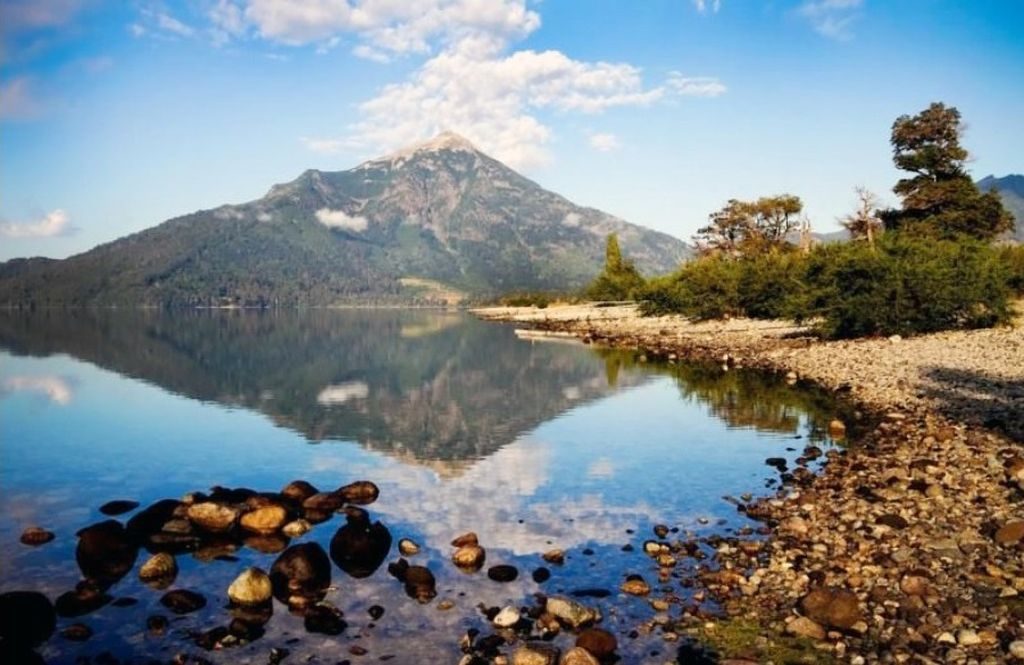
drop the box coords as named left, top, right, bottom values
left=0, top=134, right=1019, bottom=307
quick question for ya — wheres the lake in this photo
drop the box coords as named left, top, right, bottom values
left=0, top=309, right=848, bottom=664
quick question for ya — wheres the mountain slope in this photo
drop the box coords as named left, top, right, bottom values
left=977, top=174, right=1024, bottom=241
left=0, top=133, right=689, bottom=307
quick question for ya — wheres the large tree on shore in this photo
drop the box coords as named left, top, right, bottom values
left=693, top=195, right=804, bottom=256
left=880, top=102, right=1011, bottom=239
left=586, top=233, right=644, bottom=300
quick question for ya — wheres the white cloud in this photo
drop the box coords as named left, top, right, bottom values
left=798, top=0, right=863, bottom=40
left=317, top=381, right=370, bottom=405
left=315, top=207, right=368, bottom=232
left=693, top=0, right=721, bottom=13
left=209, top=0, right=246, bottom=45
left=667, top=73, right=727, bottom=97
left=0, top=0, right=85, bottom=34
left=0, top=209, right=75, bottom=238
left=341, top=37, right=668, bottom=169
left=352, top=43, right=391, bottom=63
left=1, top=375, right=74, bottom=405
left=0, top=76, right=42, bottom=120
left=588, top=132, right=620, bottom=152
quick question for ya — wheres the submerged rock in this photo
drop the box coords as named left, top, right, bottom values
left=542, top=549, right=565, bottom=565
left=304, top=602, right=346, bottom=635
left=398, top=538, right=420, bottom=556
left=75, top=520, right=138, bottom=586
left=159, top=589, right=207, bottom=614
left=620, top=575, right=650, bottom=596
left=302, top=492, right=345, bottom=513
left=487, top=564, right=518, bottom=582
left=228, top=568, right=273, bottom=607
left=19, top=527, right=55, bottom=547
left=0, top=591, right=56, bottom=648
left=60, top=623, right=93, bottom=642
left=55, top=581, right=111, bottom=617
left=281, top=480, right=319, bottom=504
left=404, top=565, right=438, bottom=603
left=511, top=642, right=560, bottom=665
left=282, top=519, right=312, bottom=538
left=126, top=499, right=182, bottom=537
left=561, top=647, right=600, bottom=665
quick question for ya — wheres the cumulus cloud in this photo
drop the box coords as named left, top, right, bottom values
left=315, top=207, right=368, bottom=232
left=798, top=0, right=863, bottom=40
left=339, top=36, right=673, bottom=169
left=0, top=209, right=75, bottom=238
left=588, top=132, right=620, bottom=152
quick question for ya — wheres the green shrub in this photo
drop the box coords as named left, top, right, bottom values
left=795, top=235, right=1010, bottom=338
left=737, top=251, right=805, bottom=319
left=640, top=255, right=742, bottom=319
left=998, top=245, right=1024, bottom=295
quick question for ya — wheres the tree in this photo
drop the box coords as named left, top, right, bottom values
left=693, top=195, right=804, bottom=256
left=881, top=102, right=1011, bottom=239
left=586, top=233, right=645, bottom=300
left=841, top=186, right=883, bottom=245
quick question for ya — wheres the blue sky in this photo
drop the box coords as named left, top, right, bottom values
left=1, top=0, right=1022, bottom=261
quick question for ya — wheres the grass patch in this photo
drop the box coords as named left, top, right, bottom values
left=692, top=618, right=834, bottom=665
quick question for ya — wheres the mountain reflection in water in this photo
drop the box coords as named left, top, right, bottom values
left=0, top=309, right=847, bottom=664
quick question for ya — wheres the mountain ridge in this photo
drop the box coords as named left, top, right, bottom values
left=0, top=133, right=689, bottom=307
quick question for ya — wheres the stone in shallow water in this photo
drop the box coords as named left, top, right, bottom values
left=282, top=519, right=311, bottom=538
left=19, top=527, right=55, bottom=546
left=270, top=543, right=331, bottom=607
left=0, top=591, right=56, bottom=648
left=545, top=596, right=600, bottom=629
left=451, top=532, right=478, bottom=547
left=281, top=480, right=319, bottom=504
left=576, top=627, right=617, bottom=658
left=511, top=642, right=560, bottom=665
left=228, top=568, right=273, bottom=606
left=240, top=505, right=288, bottom=535
left=302, top=492, right=344, bottom=513
left=304, top=603, right=346, bottom=635
left=75, top=520, right=138, bottom=586
left=532, top=567, right=551, bottom=584
left=542, top=549, right=565, bottom=565
left=620, top=575, right=650, bottom=596
left=487, top=564, right=518, bottom=582
left=330, top=510, right=393, bottom=579
left=139, top=552, right=178, bottom=586
left=99, top=500, right=140, bottom=516
left=160, top=589, right=207, bottom=614
left=368, top=605, right=385, bottom=620
left=337, top=480, right=380, bottom=505
left=561, top=647, right=599, bottom=665
left=493, top=606, right=520, bottom=628
left=403, top=565, right=437, bottom=603
left=60, top=623, right=93, bottom=642
left=55, top=581, right=112, bottom=618
left=452, top=545, right=486, bottom=570
left=187, top=502, right=239, bottom=533
left=398, top=538, right=420, bottom=556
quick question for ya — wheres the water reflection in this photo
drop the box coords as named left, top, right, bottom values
left=0, top=309, right=849, bottom=664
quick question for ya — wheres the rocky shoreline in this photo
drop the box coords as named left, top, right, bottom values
left=474, top=304, right=1024, bottom=663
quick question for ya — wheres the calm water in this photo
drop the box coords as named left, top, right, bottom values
left=0, top=310, right=846, bottom=664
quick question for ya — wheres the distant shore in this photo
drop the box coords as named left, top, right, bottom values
left=474, top=302, right=1024, bottom=662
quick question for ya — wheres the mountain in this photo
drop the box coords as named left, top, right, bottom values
left=0, top=132, right=688, bottom=307
left=977, top=174, right=1024, bottom=241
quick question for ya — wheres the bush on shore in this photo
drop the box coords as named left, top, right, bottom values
left=639, top=235, right=1012, bottom=338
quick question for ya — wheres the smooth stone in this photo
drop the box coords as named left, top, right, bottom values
left=240, top=505, right=288, bottom=535
left=54, top=581, right=111, bottom=617
left=451, top=532, right=479, bottom=547
left=995, top=521, right=1024, bottom=545
left=398, top=538, right=420, bottom=556
left=828, top=419, right=847, bottom=436
left=576, top=627, right=617, bottom=658
left=281, top=480, right=319, bottom=504
left=488, top=564, right=518, bottom=582
left=799, top=588, right=862, bottom=630
left=228, top=568, right=273, bottom=606
left=453, top=545, right=486, bottom=569
left=511, top=643, right=560, bottom=665
left=542, top=549, right=565, bottom=565
left=1008, top=641, right=1024, bottom=659
left=20, top=527, right=55, bottom=546
left=244, top=534, right=289, bottom=554
left=957, top=629, right=982, bottom=646
left=0, top=591, right=56, bottom=648
left=304, top=603, right=346, bottom=635
left=160, top=589, right=206, bottom=614
left=876, top=513, right=909, bottom=529
left=282, top=519, right=311, bottom=538
left=620, top=576, right=650, bottom=596
left=269, top=543, right=332, bottom=606
left=368, top=605, right=385, bottom=620
left=786, top=616, right=826, bottom=640
left=99, top=500, right=139, bottom=516
left=302, top=492, right=345, bottom=512
left=139, top=552, right=178, bottom=585
left=561, top=647, right=600, bottom=665
left=493, top=606, right=520, bottom=628
left=186, top=502, right=239, bottom=532
left=337, top=480, right=380, bottom=505
left=532, top=567, right=551, bottom=584
left=75, top=520, right=138, bottom=585
left=403, top=565, right=437, bottom=603
left=329, top=513, right=393, bottom=579
left=546, top=596, right=600, bottom=629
